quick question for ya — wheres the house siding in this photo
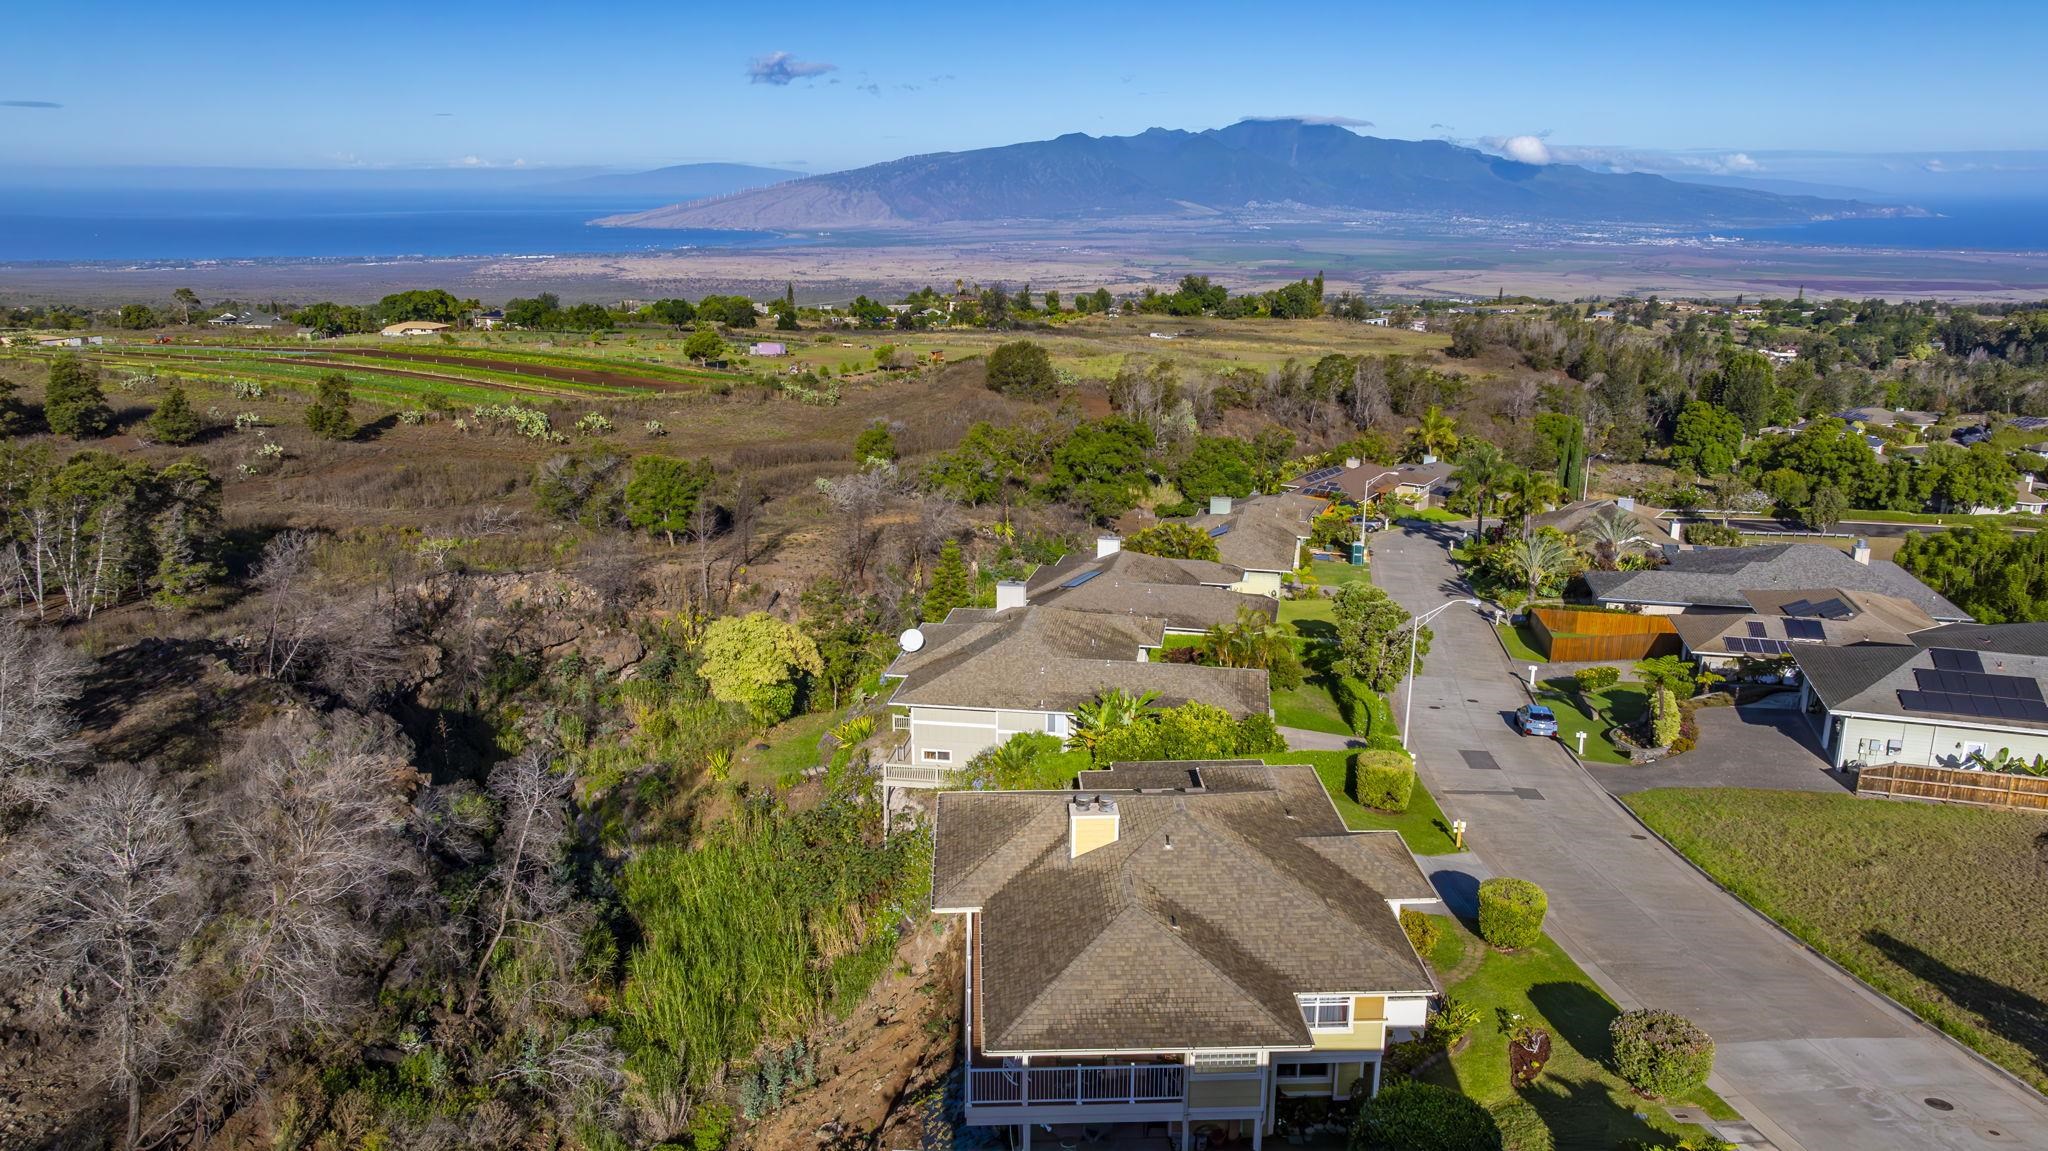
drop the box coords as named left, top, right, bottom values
left=1837, top=714, right=2048, bottom=769
left=1233, top=571, right=1285, bottom=597
left=1188, top=1077, right=1262, bottom=1108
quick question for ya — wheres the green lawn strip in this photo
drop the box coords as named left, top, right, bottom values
left=1418, top=927, right=1738, bottom=1145
left=1396, top=507, right=1466, bottom=524
left=734, top=707, right=846, bottom=789
left=1625, top=788, right=2048, bottom=1093
left=1271, top=678, right=1350, bottom=734
left=95, top=352, right=554, bottom=406
left=1278, top=594, right=1338, bottom=642
left=1495, top=622, right=1548, bottom=664
left=1533, top=679, right=1648, bottom=765
left=1306, top=558, right=1371, bottom=588
left=1264, top=751, right=1460, bottom=856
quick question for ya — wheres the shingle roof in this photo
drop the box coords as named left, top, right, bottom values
left=1187, top=494, right=1319, bottom=573
left=1582, top=544, right=1968, bottom=621
left=1024, top=549, right=1273, bottom=632
left=1794, top=641, right=2048, bottom=732
left=1674, top=588, right=1937, bottom=654
left=1532, top=498, right=1675, bottom=542
left=1911, top=622, right=2048, bottom=659
left=883, top=605, right=1270, bottom=715
left=932, top=760, right=1436, bottom=1054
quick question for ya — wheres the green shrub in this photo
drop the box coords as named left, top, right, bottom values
left=1476, top=877, right=1547, bottom=950
left=1650, top=687, right=1680, bottom=747
left=1572, top=665, right=1620, bottom=694
left=1349, top=1081, right=1502, bottom=1151
left=1426, top=993, right=1480, bottom=1046
left=686, top=1099, right=733, bottom=1149
left=1400, top=907, right=1442, bottom=956
left=1610, top=1009, right=1715, bottom=1098
left=1349, top=750, right=1416, bottom=812
left=1489, top=1100, right=1553, bottom=1151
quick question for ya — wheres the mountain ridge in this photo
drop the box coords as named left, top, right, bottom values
left=598, top=120, right=1875, bottom=231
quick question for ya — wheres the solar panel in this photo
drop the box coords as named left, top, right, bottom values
left=1761, top=639, right=1791, bottom=654
left=1782, top=599, right=1816, bottom=617
left=1061, top=569, right=1103, bottom=589
left=1784, top=619, right=1825, bottom=641
left=1725, top=638, right=1748, bottom=654
left=1208, top=523, right=1232, bottom=537
left=1746, top=621, right=1768, bottom=637
left=1932, top=648, right=1984, bottom=672
left=1814, top=598, right=1854, bottom=620
left=1913, top=667, right=2044, bottom=703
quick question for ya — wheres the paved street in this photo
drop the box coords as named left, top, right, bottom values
left=1369, top=523, right=2048, bottom=1151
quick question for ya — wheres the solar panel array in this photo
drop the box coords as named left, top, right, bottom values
left=1061, top=569, right=1103, bottom=589
left=1898, top=656, right=2048, bottom=722
left=1783, top=618, right=1826, bottom=642
left=1295, top=466, right=1344, bottom=486
left=1747, top=621, right=1768, bottom=637
left=2011, top=415, right=2048, bottom=432
left=1783, top=597, right=1854, bottom=619
left=1725, top=637, right=1792, bottom=655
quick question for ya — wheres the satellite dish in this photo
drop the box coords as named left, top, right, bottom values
left=898, top=628, right=926, bottom=653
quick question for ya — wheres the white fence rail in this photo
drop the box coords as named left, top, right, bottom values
left=881, top=762, right=953, bottom=787
left=969, top=1064, right=1185, bottom=1107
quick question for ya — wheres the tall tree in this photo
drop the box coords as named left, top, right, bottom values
left=1452, top=441, right=1511, bottom=540
left=921, top=539, right=972, bottom=622
left=303, top=373, right=356, bottom=440
left=1329, top=581, right=1430, bottom=693
left=146, top=383, right=202, bottom=445
left=43, top=354, right=112, bottom=438
left=624, top=455, right=716, bottom=544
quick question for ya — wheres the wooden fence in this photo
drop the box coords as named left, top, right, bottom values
left=1854, top=762, right=2048, bottom=812
left=1528, top=607, right=1679, bottom=662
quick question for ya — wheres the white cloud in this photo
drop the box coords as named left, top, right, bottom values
left=1494, top=135, right=1553, bottom=165
left=1479, top=135, right=1765, bottom=176
left=747, top=51, right=837, bottom=85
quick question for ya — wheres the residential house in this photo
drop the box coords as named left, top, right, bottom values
left=1283, top=458, right=1457, bottom=511
left=1834, top=406, right=1938, bottom=431
left=1580, top=543, right=1969, bottom=622
left=932, top=759, right=1439, bottom=1149
left=1672, top=588, right=1936, bottom=671
left=1791, top=623, right=2048, bottom=769
left=1024, top=545, right=1277, bottom=634
left=1969, top=475, right=2046, bottom=516
left=1362, top=315, right=1390, bottom=327
left=380, top=320, right=450, bottom=337
left=1529, top=497, right=1678, bottom=544
left=880, top=586, right=1271, bottom=785
left=748, top=341, right=788, bottom=357
left=1761, top=346, right=1799, bottom=365
left=471, top=309, right=507, bottom=330
left=37, top=335, right=105, bottom=347
left=1184, top=494, right=1319, bottom=596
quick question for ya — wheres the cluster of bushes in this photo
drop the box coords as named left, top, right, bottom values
left=1348, top=749, right=1417, bottom=812
left=1088, top=701, right=1285, bottom=764
left=1572, top=665, right=1620, bottom=695
left=1610, top=1009, right=1716, bottom=1098
left=1477, top=877, right=1548, bottom=951
left=1349, top=1081, right=1502, bottom=1151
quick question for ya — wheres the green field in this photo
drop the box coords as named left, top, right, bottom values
left=1626, top=788, right=2048, bottom=1092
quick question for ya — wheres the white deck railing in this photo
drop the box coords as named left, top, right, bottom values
left=881, top=762, right=954, bottom=787
left=969, top=1064, right=1185, bottom=1107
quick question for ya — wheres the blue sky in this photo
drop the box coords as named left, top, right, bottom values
left=6, top=0, right=2046, bottom=182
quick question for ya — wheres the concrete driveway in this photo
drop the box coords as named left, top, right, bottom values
left=1590, top=704, right=1855, bottom=796
left=1371, top=523, right=2048, bottom=1151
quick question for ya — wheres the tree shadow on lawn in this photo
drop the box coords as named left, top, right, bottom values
left=1520, top=1074, right=1673, bottom=1151
left=1527, top=979, right=1621, bottom=1067
left=1865, top=930, right=2048, bottom=1084
left=1291, top=618, right=1337, bottom=641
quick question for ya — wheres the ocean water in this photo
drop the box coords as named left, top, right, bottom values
left=1729, top=199, right=2048, bottom=253
left=0, top=187, right=778, bottom=262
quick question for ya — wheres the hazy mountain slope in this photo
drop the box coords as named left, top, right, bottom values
left=601, top=120, right=1866, bottom=230
left=539, top=162, right=803, bottom=199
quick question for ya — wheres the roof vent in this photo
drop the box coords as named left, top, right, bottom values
left=1852, top=538, right=1871, bottom=565
left=1344, top=457, right=1362, bottom=469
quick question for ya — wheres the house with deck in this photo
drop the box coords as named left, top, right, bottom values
left=932, top=760, right=1439, bottom=1149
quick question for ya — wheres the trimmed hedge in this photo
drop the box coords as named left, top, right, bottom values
left=1573, top=665, right=1620, bottom=694
left=1610, top=1009, right=1715, bottom=1098
left=1400, top=907, right=1442, bottom=956
left=1489, top=1100, right=1553, bottom=1151
left=1476, top=877, right=1547, bottom=951
left=1349, top=749, right=1417, bottom=812
left=1350, top=1082, right=1502, bottom=1151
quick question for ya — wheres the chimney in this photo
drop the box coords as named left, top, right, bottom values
left=1421, top=454, right=1438, bottom=466
left=1670, top=520, right=1684, bottom=544
left=1615, top=496, right=1635, bottom=511
left=1852, top=538, right=1871, bottom=565
left=1209, top=494, right=1233, bottom=516
left=995, top=580, right=1027, bottom=611
left=1344, top=456, right=1362, bottom=469
left=1095, top=534, right=1121, bottom=559
left=1068, top=796, right=1119, bottom=858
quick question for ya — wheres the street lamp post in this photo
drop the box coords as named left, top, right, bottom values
left=1402, top=597, right=1483, bottom=750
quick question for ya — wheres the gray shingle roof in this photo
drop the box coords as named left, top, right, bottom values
left=1911, top=622, right=2048, bottom=659
left=1582, top=544, right=1968, bottom=621
left=1024, top=549, right=1274, bottom=633
left=1187, top=494, right=1319, bottom=574
left=1794, top=642, right=2048, bottom=732
left=933, top=760, right=1436, bottom=1054
left=883, top=605, right=1270, bottom=715
left=1675, top=588, right=1937, bottom=654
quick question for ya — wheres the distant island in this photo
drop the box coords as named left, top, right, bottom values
left=599, top=119, right=1891, bottom=232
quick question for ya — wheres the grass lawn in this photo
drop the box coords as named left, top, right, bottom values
left=1271, top=678, right=1350, bottom=734
left=1266, top=750, right=1461, bottom=855
left=1496, top=622, right=1548, bottom=664
left=1626, top=788, right=2048, bottom=1093
left=733, top=707, right=844, bottom=788
left=1398, top=506, right=1466, bottom=524
left=1419, top=923, right=1737, bottom=1147
left=1534, top=679, right=1649, bottom=766
left=1305, top=558, right=1371, bottom=588
left=1278, top=595, right=1338, bottom=642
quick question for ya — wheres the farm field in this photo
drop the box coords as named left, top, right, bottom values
left=1626, top=787, right=2048, bottom=1093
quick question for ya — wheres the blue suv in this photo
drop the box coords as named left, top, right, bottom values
left=1516, top=704, right=1558, bottom=737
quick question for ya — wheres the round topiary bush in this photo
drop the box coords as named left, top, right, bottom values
left=1489, top=1100, right=1553, bottom=1151
left=1476, top=877, right=1547, bottom=950
left=1349, top=1081, right=1503, bottom=1151
left=1400, top=906, right=1443, bottom=956
left=1610, top=1009, right=1716, bottom=1098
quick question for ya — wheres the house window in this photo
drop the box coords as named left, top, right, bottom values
left=1047, top=713, right=1069, bottom=736
left=1190, top=1052, right=1258, bottom=1069
left=1275, top=1062, right=1331, bottom=1080
left=921, top=749, right=953, bottom=763
left=1299, top=994, right=1352, bottom=1031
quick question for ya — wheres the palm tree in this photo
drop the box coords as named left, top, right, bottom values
left=1197, top=607, right=1303, bottom=689
left=1502, top=532, right=1574, bottom=605
left=1067, top=688, right=1160, bottom=754
left=1408, top=405, right=1460, bottom=461
left=1577, top=508, right=1647, bottom=570
left=1503, top=468, right=1565, bottom=539
left=1452, top=442, right=1511, bottom=541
